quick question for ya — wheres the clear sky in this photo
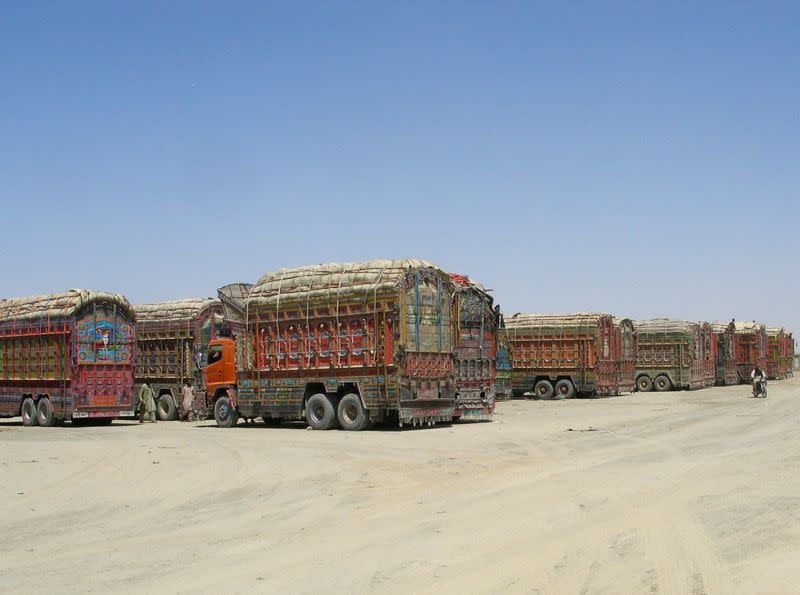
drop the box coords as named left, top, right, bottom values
left=1, top=2, right=798, bottom=331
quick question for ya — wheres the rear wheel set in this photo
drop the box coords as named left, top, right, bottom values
left=637, top=376, right=653, bottom=392
left=654, top=375, right=672, bottom=392
left=554, top=379, right=575, bottom=400
left=305, top=393, right=338, bottom=430
left=305, top=393, right=368, bottom=431
left=337, top=393, right=368, bottom=431
left=21, top=398, right=38, bottom=426
left=533, top=380, right=554, bottom=400
left=36, top=398, right=56, bottom=427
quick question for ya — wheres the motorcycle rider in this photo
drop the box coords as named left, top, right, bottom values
left=750, top=365, right=766, bottom=397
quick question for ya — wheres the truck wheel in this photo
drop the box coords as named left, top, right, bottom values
left=654, top=375, right=672, bottom=392
left=157, top=394, right=177, bottom=421
left=214, top=396, right=239, bottom=428
left=534, top=380, right=554, bottom=400
left=554, top=379, right=575, bottom=400
left=21, top=398, right=38, bottom=426
left=337, top=393, right=368, bottom=431
left=36, top=398, right=55, bottom=427
left=305, top=394, right=336, bottom=430
left=637, top=376, right=653, bottom=392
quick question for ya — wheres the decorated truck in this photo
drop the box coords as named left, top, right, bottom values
left=449, top=273, right=498, bottom=420
left=733, top=321, right=767, bottom=383
left=204, top=259, right=457, bottom=430
left=634, top=319, right=715, bottom=391
left=765, top=327, right=793, bottom=380
left=0, top=290, right=136, bottom=426
left=503, top=312, right=633, bottom=398
left=134, top=299, right=223, bottom=420
left=710, top=321, right=738, bottom=385
left=784, top=331, right=795, bottom=378
left=495, top=336, right=513, bottom=400
left=614, top=317, right=638, bottom=393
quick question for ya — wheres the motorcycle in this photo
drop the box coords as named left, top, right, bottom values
left=752, top=376, right=767, bottom=398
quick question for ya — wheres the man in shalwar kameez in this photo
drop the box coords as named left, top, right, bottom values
left=138, top=382, right=157, bottom=423
left=180, top=380, right=194, bottom=421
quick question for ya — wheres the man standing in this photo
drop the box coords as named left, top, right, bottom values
left=138, top=381, right=157, bottom=423
left=180, top=380, right=195, bottom=421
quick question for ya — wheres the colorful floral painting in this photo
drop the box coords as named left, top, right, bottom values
left=76, top=314, right=133, bottom=364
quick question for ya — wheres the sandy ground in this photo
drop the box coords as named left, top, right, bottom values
left=1, top=379, right=799, bottom=595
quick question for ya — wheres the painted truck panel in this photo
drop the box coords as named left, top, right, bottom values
left=449, top=273, right=498, bottom=420
left=495, top=337, right=513, bottom=400
left=710, top=321, right=738, bottom=385
left=733, top=322, right=768, bottom=383
left=765, top=327, right=794, bottom=380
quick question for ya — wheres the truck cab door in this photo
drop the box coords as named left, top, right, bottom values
left=205, top=344, right=225, bottom=391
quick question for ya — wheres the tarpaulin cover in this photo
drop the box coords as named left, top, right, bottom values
left=134, top=299, right=218, bottom=327
left=247, top=259, right=448, bottom=309
left=0, top=289, right=133, bottom=323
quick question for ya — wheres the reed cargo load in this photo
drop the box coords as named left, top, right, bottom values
left=503, top=313, right=635, bottom=398
left=205, top=259, right=457, bottom=430
left=710, top=321, right=738, bottom=385
left=134, top=299, right=223, bottom=420
left=634, top=319, right=715, bottom=391
left=449, top=274, right=498, bottom=420
left=0, top=290, right=136, bottom=426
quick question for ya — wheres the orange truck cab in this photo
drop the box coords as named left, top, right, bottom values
left=204, top=338, right=237, bottom=408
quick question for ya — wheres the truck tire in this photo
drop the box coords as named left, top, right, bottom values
left=534, top=380, right=554, bottom=400
left=305, top=394, right=336, bottom=430
left=654, top=375, right=672, bottom=392
left=337, top=393, right=368, bottom=431
left=637, top=376, right=653, bottom=392
left=214, top=396, right=239, bottom=428
left=157, top=394, right=177, bottom=421
left=36, top=398, right=55, bottom=427
left=21, top=398, right=38, bottom=426
left=554, top=379, right=575, bottom=400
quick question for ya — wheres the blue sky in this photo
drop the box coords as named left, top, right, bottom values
left=1, top=2, right=798, bottom=331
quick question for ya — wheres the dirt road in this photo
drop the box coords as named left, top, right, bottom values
left=2, top=379, right=799, bottom=594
